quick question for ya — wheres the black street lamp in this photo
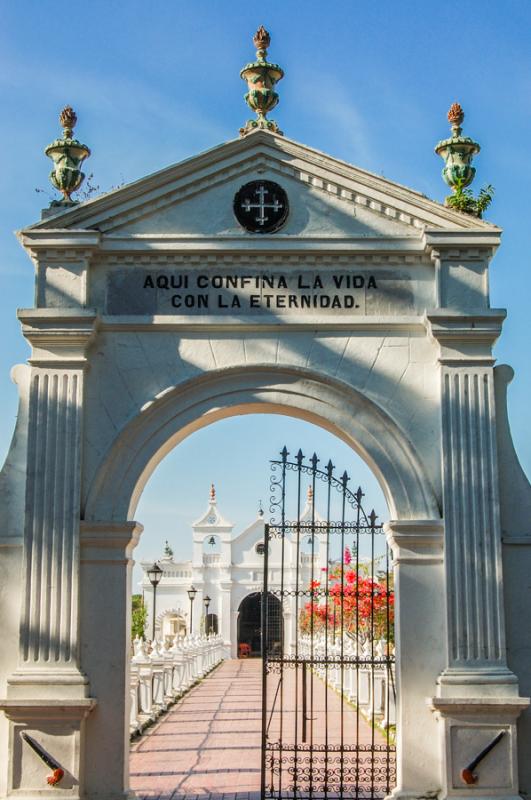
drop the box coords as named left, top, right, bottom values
left=147, top=562, right=163, bottom=641
left=204, top=594, right=211, bottom=634
left=187, top=585, right=197, bottom=635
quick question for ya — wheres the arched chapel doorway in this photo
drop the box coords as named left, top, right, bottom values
left=161, top=613, right=186, bottom=638
left=237, top=592, right=282, bottom=657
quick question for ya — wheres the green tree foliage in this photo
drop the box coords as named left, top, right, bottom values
left=132, top=594, right=147, bottom=640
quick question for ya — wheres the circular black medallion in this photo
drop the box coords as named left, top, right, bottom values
left=233, top=180, right=289, bottom=233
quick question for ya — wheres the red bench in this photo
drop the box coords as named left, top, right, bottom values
left=238, top=643, right=251, bottom=658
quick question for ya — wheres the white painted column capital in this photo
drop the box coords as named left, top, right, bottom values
left=18, top=308, right=98, bottom=368
left=384, top=519, right=444, bottom=564
left=424, top=309, right=505, bottom=366
left=79, top=521, right=143, bottom=563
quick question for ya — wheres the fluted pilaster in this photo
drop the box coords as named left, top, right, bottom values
left=10, top=310, right=98, bottom=689
left=22, top=368, right=83, bottom=664
left=426, top=310, right=517, bottom=688
left=441, top=366, right=504, bottom=665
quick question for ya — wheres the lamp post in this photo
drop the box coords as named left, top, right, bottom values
left=204, top=594, right=211, bottom=634
left=147, top=562, right=163, bottom=641
left=187, top=585, right=197, bottom=635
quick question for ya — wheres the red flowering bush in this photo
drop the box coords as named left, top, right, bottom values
left=299, top=558, right=394, bottom=643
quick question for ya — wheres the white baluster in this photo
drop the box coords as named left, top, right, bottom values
left=151, top=639, right=166, bottom=711
left=137, top=641, right=154, bottom=720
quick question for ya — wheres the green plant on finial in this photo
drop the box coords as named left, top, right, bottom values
left=435, top=103, right=494, bottom=219
left=445, top=178, right=495, bottom=219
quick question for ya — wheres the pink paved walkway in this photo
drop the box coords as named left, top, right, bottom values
left=130, top=659, right=394, bottom=800
left=130, top=659, right=262, bottom=799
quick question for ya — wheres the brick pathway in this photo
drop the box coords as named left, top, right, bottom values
left=130, top=659, right=262, bottom=799
left=130, top=659, right=394, bottom=800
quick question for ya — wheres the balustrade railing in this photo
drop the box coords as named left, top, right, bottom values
left=298, top=634, right=396, bottom=729
left=202, top=553, right=222, bottom=565
left=129, top=632, right=224, bottom=735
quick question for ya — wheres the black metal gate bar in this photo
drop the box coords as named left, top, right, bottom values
left=261, top=528, right=269, bottom=800
left=261, top=447, right=396, bottom=799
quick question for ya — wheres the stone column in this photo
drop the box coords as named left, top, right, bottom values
left=384, top=519, right=445, bottom=798
left=427, top=310, right=518, bottom=690
left=10, top=310, right=98, bottom=687
left=79, top=521, right=143, bottom=800
left=1, top=310, right=98, bottom=800
left=426, top=310, right=529, bottom=799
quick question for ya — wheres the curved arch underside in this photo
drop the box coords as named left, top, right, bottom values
left=84, top=365, right=441, bottom=522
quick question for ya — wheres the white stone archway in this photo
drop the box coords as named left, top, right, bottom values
left=84, top=365, right=440, bottom=523
left=155, top=608, right=187, bottom=639
left=77, top=366, right=445, bottom=798
left=0, top=128, right=529, bottom=800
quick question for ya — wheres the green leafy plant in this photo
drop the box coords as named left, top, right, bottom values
left=132, top=594, right=147, bottom=640
left=75, top=173, right=100, bottom=201
left=446, top=178, right=494, bottom=219
left=35, top=174, right=125, bottom=205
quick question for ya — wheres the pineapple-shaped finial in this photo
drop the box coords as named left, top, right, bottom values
left=447, top=102, right=464, bottom=126
left=253, top=25, right=271, bottom=56
left=59, top=106, right=78, bottom=138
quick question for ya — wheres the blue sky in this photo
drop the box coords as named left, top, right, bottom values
left=0, top=1, right=529, bottom=577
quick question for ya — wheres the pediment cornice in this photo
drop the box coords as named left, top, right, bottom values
left=23, top=130, right=500, bottom=238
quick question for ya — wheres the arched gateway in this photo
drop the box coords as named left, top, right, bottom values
left=1, top=31, right=531, bottom=800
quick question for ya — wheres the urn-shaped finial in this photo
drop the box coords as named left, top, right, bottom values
left=435, top=102, right=480, bottom=191
left=44, top=106, right=91, bottom=205
left=239, top=26, right=284, bottom=137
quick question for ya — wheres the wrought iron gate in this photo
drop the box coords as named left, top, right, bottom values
left=261, top=448, right=396, bottom=799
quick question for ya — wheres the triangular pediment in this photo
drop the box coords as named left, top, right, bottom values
left=232, top=516, right=266, bottom=546
left=192, top=491, right=233, bottom=530
left=26, top=131, right=498, bottom=240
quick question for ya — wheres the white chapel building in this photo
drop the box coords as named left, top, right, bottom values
left=140, top=484, right=326, bottom=657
